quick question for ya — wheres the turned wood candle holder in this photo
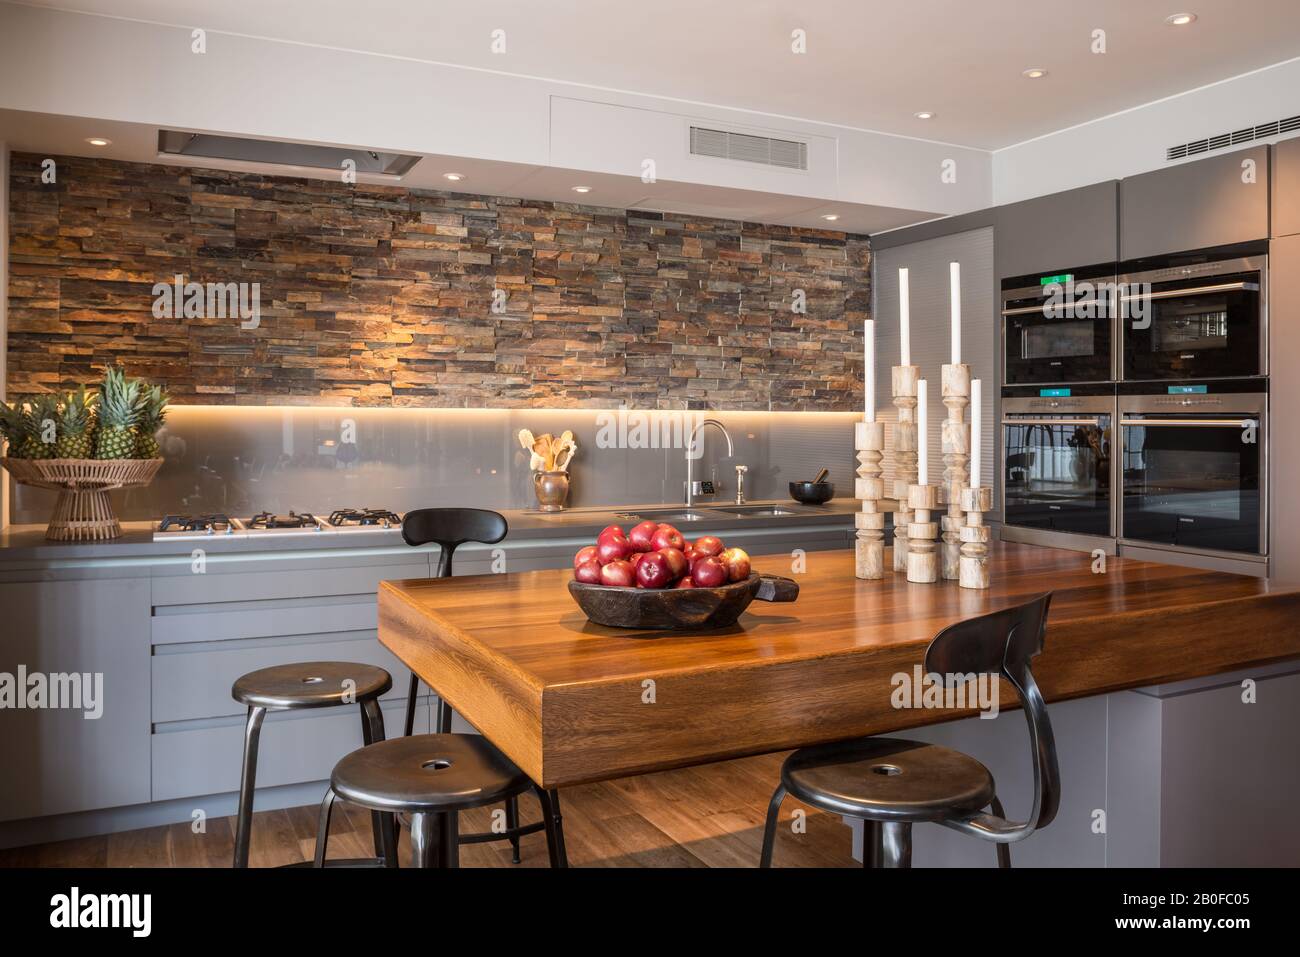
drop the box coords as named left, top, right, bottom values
left=959, top=486, right=994, bottom=589
left=905, top=483, right=940, bottom=584
left=854, top=420, right=886, bottom=580
left=940, top=363, right=970, bottom=581
left=891, top=365, right=919, bottom=572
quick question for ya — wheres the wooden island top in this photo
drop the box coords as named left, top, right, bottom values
left=378, top=542, right=1300, bottom=788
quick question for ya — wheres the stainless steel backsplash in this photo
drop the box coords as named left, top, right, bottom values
left=9, top=407, right=862, bottom=523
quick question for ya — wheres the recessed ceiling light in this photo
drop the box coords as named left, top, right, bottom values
left=914, top=111, right=936, bottom=120
left=571, top=186, right=592, bottom=193
left=1165, top=13, right=1197, bottom=25
left=820, top=213, right=840, bottom=221
left=1022, top=68, right=1048, bottom=79
left=85, top=137, right=112, bottom=147
left=443, top=172, right=464, bottom=181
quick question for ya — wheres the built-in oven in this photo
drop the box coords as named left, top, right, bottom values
left=1118, top=243, right=1266, bottom=383
left=1002, top=389, right=1115, bottom=543
left=1118, top=386, right=1266, bottom=559
left=1001, top=264, right=1117, bottom=386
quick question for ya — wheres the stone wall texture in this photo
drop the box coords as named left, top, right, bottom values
left=6, top=153, right=871, bottom=410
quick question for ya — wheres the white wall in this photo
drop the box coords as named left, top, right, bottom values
left=994, top=57, right=1300, bottom=204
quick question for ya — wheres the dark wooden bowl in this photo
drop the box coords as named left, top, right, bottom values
left=789, top=481, right=834, bottom=504
left=568, top=572, right=799, bottom=631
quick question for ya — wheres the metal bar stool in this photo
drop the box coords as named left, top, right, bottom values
left=231, top=661, right=397, bottom=868
left=314, top=733, right=566, bottom=868
left=399, top=507, right=566, bottom=866
left=760, top=593, right=1059, bottom=868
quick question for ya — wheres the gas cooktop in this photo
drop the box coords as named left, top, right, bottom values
left=328, top=508, right=402, bottom=528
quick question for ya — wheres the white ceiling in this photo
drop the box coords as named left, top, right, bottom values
left=18, top=0, right=1300, bottom=150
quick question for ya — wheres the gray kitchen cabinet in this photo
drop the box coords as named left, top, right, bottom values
left=0, top=577, right=152, bottom=821
left=1120, top=146, right=1270, bottom=259
left=1269, top=233, right=1300, bottom=585
left=1274, top=137, right=1300, bottom=237
left=995, top=181, right=1118, bottom=277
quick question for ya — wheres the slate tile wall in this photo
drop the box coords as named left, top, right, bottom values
left=6, top=153, right=870, bottom=410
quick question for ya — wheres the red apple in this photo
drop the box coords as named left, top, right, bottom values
left=629, top=551, right=648, bottom=572
left=692, top=556, right=728, bottom=588
left=651, top=524, right=686, bottom=551
left=719, top=546, right=751, bottom=583
left=597, top=525, right=625, bottom=542
left=635, top=551, right=674, bottom=589
left=660, top=546, right=689, bottom=580
left=599, top=559, right=636, bottom=587
left=674, top=577, right=696, bottom=589
left=628, top=520, right=660, bottom=552
left=574, top=545, right=599, bottom=569
left=683, top=545, right=698, bottom=563
left=574, top=560, right=603, bottom=584
left=693, top=535, right=725, bottom=558
left=596, top=535, right=633, bottom=565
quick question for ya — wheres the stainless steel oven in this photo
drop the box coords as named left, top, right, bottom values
left=1002, top=393, right=1115, bottom=543
left=1119, top=390, right=1266, bottom=559
left=1001, top=264, right=1117, bottom=386
left=1118, top=246, right=1266, bottom=383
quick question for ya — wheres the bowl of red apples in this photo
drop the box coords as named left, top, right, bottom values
left=568, top=520, right=799, bottom=631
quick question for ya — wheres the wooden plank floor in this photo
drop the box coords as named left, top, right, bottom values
left=0, top=753, right=856, bottom=868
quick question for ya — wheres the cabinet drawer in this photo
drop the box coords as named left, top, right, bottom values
left=151, top=596, right=379, bottom=645
left=152, top=559, right=430, bottom=607
left=152, top=635, right=421, bottom=723
left=151, top=698, right=425, bottom=802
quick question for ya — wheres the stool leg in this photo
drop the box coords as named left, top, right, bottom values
left=232, top=705, right=267, bottom=868
left=990, top=796, right=1011, bottom=869
left=409, top=813, right=434, bottom=868
left=505, top=796, right=521, bottom=864
left=435, top=697, right=453, bottom=734
left=867, top=821, right=912, bottom=868
left=438, top=811, right=459, bottom=868
left=759, top=783, right=786, bottom=868
left=535, top=786, right=568, bottom=868
left=358, top=697, right=394, bottom=861
left=403, top=673, right=419, bottom=737
left=313, top=788, right=336, bottom=868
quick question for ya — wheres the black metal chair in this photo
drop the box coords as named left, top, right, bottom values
left=760, top=592, right=1059, bottom=868
left=397, top=507, right=565, bottom=866
left=313, top=734, right=567, bottom=868
left=231, top=661, right=397, bottom=868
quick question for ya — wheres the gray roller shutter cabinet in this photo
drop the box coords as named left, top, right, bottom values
left=1269, top=233, right=1300, bottom=584
left=1120, top=145, right=1270, bottom=258
left=1274, top=137, right=1300, bottom=238
left=995, top=181, right=1119, bottom=277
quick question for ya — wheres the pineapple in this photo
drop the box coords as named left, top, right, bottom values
left=55, top=386, right=97, bottom=459
left=0, top=402, right=30, bottom=458
left=133, top=384, right=168, bottom=459
left=93, top=367, right=141, bottom=459
left=22, top=395, right=61, bottom=459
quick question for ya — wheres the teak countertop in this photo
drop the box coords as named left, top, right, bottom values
left=378, top=542, right=1300, bottom=788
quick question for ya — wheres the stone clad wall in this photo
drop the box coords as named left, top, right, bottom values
left=6, top=153, right=870, bottom=410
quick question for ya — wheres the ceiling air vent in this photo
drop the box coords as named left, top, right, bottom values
left=157, top=130, right=421, bottom=178
left=1167, top=114, right=1300, bottom=160
left=689, top=126, right=808, bottom=170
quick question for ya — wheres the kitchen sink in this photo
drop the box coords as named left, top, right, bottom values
left=614, top=510, right=712, bottom=523
left=710, top=506, right=800, bottom=517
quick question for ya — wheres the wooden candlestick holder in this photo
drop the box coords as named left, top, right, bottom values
left=940, top=363, right=970, bottom=581
left=854, top=420, right=886, bottom=579
left=890, top=365, right=920, bottom=572
left=905, top=483, right=940, bottom=583
left=959, top=486, right=994, bottom=589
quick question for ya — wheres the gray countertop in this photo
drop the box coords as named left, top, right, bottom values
left=0, top=498, right=860, bottom=565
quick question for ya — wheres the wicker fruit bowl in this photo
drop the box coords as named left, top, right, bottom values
left=1, top=457, right=163, bottom=541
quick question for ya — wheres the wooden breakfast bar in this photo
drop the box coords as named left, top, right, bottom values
left=378, top=541, right=1300, bottom=791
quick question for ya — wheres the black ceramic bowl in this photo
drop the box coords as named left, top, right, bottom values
left=789, top=481, right=834, bottom=504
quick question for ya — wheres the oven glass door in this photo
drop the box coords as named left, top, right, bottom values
left=1003, top=296, right=1112, bottom=384
left=1003, top=415, right=1112, bottom=535
left=1121, top=416, right=1262, bottom=554
left=1122, top=271, right=1261, bottom=380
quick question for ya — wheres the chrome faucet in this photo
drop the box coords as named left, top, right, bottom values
left=685, top=418, right=735, bottom=507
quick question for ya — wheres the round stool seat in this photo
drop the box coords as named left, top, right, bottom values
left=232, top=661, right=392, bottom=710
left=782, top=736, right=996, bottom=823
left=330, top=734, right=531, bottom=813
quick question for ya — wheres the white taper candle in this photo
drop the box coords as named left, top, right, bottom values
left=899, top=267, right=911, bottom=366
left=970, top=378, right=982, bottom=489
left=864, top=319, right=875, bottom=422
left=917, top=378, right=928, bottom=485
left=949, top=261, right=961, bottom=365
